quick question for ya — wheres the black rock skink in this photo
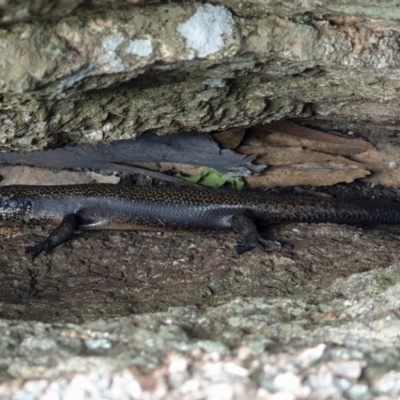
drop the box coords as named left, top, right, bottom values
left=0, top=184, right=399, bottom=259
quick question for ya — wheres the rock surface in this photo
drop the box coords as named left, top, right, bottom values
left=1, top=1, right=400, bottom=150
left=1, top=263, right=400, bottom=398
left=1, top=1, right=400, bottom=398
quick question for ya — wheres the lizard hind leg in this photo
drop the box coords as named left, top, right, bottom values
left=230, top=213, right=282, bottom=255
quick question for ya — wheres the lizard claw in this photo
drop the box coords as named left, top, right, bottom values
left=258, top=238, right=282, bottom=251
left=234, top=237, right=282, bottom=256
left=234, top=241, right=256, bottom=255
left=25, top=241, right=48, bottom=261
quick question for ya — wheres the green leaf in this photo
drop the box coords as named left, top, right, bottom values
left=178, top=168, right=245, bottom=190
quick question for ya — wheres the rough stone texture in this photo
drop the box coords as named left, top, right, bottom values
left=1, top=264, right=400, bottom=398
left=1, top=1, right=400, bottom=150
left=1, top=220, right=399, bottom=322
left=2, top=1, right=400, bottom=398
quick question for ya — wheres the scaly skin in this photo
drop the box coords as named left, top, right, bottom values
left=0, top=184, right=399, bottom=259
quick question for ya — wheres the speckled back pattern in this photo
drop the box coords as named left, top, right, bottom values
left=0, top=184, right=400, bottom=230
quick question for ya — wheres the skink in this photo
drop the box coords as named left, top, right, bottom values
left=0, top=184, right=399, bottom=259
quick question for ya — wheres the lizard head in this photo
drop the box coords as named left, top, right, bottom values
left=0, top=196, right=31, bottom=219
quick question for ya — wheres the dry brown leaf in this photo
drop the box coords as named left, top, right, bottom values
left=353, top=143, right=400, bottom=187
left=238, top=146, right=363, bottom=167
left=213, top=128, right=245, bottom=150
left=0, top=166, right=120, bottom=186
left=245, top=163, right=370, bottom=188
left=368, top=170, right=400, bottom=187
left=248, top=121, right=374, bottom=156
left=351, top=148, right=391, bottom=171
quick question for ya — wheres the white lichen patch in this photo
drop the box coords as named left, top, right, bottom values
left=83, top=129, right=104, bottom=141
left=102, top=35, right=125, bottom=72
left=202, top=78, right=227, bottom=88
left=126, top=39, right=153, bottom=57
left=177, top=4, right=234, bottom=58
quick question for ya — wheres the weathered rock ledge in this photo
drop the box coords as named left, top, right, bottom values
left=1, top=264, right=400, bottom=398
left=1, top=1, right=400, bottom=150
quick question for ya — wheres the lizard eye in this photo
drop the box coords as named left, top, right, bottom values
left=8, top=199, right=21, bottom=208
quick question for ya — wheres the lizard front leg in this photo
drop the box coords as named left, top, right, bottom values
left=25, top=214, right=79, bottom=260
